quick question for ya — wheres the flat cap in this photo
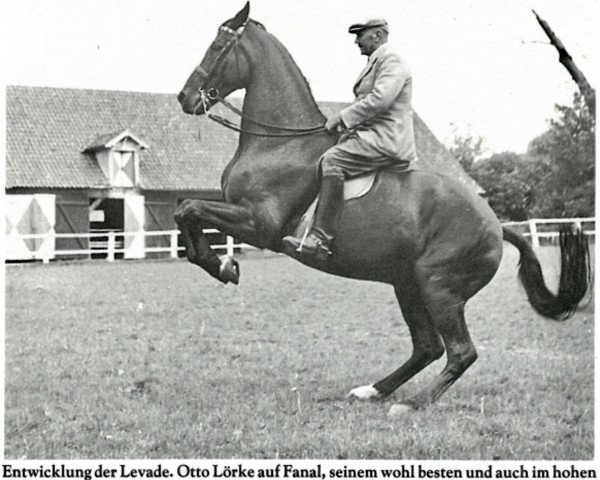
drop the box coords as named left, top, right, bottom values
left=348, top=18, right=389, bottom=34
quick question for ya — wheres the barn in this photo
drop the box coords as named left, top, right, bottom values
left=5, top=85, right=478, bottom=261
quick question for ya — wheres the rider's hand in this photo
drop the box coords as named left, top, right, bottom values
left=325, top=113, right=344, bottom=131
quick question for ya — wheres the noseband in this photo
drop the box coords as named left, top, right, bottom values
left=194, top=22, right=327, bottom=138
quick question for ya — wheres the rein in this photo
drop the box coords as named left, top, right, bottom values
left=202, top=90, right=328, bottom=137
left=196, top=22, right=328, bottom=138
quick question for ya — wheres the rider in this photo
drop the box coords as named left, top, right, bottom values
left=283, top=18, right=418, bottom=260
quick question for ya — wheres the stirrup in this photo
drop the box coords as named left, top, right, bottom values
left=282, top=233, right=332, bottom=261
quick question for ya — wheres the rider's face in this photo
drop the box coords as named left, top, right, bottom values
left=355, top=29, right=379, bottom=56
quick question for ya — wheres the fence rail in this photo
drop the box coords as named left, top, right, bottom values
left=5, top=217, right=595, bottom=263
left=7, top=229, right=252, bottom=264
left=502, top=217, right=595, bottom=248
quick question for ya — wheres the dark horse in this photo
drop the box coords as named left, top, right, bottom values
left=175, top=3, right=590, bottom=415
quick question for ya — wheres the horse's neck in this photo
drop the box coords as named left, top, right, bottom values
left=243, top=78, right=324, bottom=133
left=226, top=26, right=333, bottom=215
left=240, top=27, right=327, bottom=149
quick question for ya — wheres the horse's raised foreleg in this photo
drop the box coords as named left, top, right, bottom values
left=347, top=282, right=445, bottom=400
left=174, top=199, right=258, bottom=284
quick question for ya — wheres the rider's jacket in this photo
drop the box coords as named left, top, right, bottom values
left=340, top=42, right=418, bottom=162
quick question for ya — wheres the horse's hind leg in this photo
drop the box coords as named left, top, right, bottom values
left=388, top=279, right=477, bottom=416
left=347, top=281, right=445, bottom=400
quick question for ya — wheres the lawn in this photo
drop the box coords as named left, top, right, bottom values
left=4, top=245, right=594, bottom=459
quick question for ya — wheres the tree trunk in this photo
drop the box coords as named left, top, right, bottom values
left=533, top=9, right=595, bottom=114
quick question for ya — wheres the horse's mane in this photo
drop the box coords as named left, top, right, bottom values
left=249, top=19, right=266, bottom=30
left=243, top=18, right=325, bottom=119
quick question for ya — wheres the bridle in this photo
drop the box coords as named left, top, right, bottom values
left=194, top=22, right=328, bottom=138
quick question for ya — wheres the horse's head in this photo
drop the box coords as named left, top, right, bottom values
left=178, top=2, right=252, bottom=115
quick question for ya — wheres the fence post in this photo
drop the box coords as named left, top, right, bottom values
left=170, top=231, right=179, bottom=258
left=41, top=232, right=51, bottom=264
left=574, top=220, right=582, bottom=232
left=226, top=235, right=235, bottom=257
left=528, top=219, right=540, bottom=248
left=107, top=231, right=115, bottom=262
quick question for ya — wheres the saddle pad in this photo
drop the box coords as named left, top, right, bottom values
left=344, top=171, right=377, bottom=200
left=293, top=172, right=377, bottom=239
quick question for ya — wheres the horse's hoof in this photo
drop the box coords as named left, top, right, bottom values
left=219, top=256, right=240, bottom=285
left=388, top=403, right=415, bottom=417
left=346, top=384, right=381, bottom=401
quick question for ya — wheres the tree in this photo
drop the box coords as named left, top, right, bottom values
left=468, top=92, right=595, bottom=220
left=533, top=10, right=596, bottom=114
left=527, top=92, right=595, bottom=217
left=470, top=152, right=535, bottom=221
left=528, top=11, right=595, bottom=217
left=447, top=130, right=485, bottom=174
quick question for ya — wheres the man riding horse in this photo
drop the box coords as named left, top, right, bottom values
left=283, top=18, right=417, bottom=260
left=175, top=3, right=590, bottom=413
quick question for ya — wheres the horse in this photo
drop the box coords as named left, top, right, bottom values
left=174, top=2, right=590, bottom=415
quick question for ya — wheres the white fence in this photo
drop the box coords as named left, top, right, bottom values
left=5, top=218, right=595, bottom=263
left=502, top=217, right=595, bottom=248
left=7, top=229, right=251, bottom=264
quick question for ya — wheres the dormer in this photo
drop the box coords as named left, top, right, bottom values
left=83, top=129, right=148, bottom=188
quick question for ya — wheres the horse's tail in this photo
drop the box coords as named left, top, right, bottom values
left=502, top=225, right=591, bottom=320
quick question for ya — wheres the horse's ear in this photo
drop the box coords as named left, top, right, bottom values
left=231, top=2, right=250, bottom=29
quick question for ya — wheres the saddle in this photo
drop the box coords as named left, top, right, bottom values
left=293, top=164, right=410, bottom=238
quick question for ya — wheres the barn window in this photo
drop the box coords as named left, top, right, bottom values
left=112, top=149, right=138, bottom=187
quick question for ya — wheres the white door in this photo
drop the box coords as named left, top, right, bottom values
left=5, top=194, right=56, bottom=260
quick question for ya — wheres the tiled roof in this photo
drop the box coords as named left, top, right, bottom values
left=6, top=85, right=479, bottom=192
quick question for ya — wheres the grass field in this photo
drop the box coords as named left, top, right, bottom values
left=4, top=246, right=594, bottom=459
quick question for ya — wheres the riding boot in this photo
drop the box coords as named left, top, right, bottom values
left=283, top=174, right=344, bottom=261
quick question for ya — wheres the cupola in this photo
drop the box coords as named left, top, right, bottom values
left=83, top=129, right=148, bottom=188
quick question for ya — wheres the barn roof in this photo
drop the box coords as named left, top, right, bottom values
left=6, top=85, right=479, bottom=192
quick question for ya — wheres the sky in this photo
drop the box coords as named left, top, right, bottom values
left=2, top=0, right=597, bottom=155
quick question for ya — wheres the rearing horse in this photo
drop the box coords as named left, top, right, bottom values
left=175, top=3, right=590, bottom=415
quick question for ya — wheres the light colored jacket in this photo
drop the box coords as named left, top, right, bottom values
left=340, top=43, right=418, bottom=162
